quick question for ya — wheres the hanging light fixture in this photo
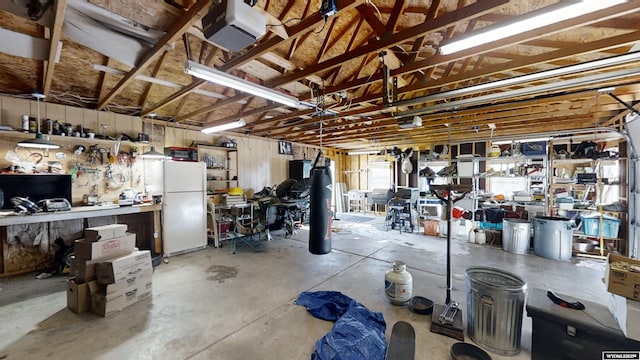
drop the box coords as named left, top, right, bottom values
left=140, top=113, right=166, bottom=159
left=17, top=93, right=60, bottom=149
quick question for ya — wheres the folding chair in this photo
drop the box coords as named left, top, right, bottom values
left=229, top=217, right=265, bottom=254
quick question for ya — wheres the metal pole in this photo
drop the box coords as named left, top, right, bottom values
left=446, top=186, right=452, bottom=305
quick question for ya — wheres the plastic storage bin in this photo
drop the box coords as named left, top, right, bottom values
left=581, top=214, right=621, bottom=238
left=522, top=141, right=546, bottom=155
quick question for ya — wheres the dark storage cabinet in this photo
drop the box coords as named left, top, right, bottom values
left=289, top=160, right=312, bottom=181
left=526, top=288, right=640, bottom=360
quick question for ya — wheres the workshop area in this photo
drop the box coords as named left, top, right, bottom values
left=1, top=0, right=640, bottom=359
left=0, top=215, right=611, bottom=360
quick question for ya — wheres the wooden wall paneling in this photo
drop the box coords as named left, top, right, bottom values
left=82, top=108, right=99, bottom=134
left=1, top=96, right=29, bottom=129
left=97, top=111, right=116, bottom=139
left=459, top=143, right=473, bottom=155
left=167, top=125, right=189, bottom=148
left=154, top=209, right=162, bottom=254
left=114, top=113, right=140, bottom=139
left=360, top=156, right=368, bottom=190
left=117, top=213, right=153, bottom=251
left=45, top=102, right=66, bottom=125
left=65, top=106, right=84, bottom=133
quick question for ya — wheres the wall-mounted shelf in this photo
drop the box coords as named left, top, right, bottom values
left=2, top=130, right=150, bottom=148
left=198, top=144, right=239, bottom=193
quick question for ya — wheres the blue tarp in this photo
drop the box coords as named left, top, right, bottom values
left=295, top=291, right=387, bottom=360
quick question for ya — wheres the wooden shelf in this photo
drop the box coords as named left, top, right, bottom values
left=2, top=130, right=150, bottom=148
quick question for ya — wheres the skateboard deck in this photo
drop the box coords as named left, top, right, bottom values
left=385, top=321, right=416, bottom=360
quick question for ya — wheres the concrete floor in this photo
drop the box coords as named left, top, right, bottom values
left=0, top=214, right=610, bottom=360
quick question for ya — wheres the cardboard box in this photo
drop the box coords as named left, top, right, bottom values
left=84, top=224, right=126, bottom=242
left=69, top=256, right=98, bottom=282
left=104, top=268, right=153, bottom=296
left=84, top=224, right=128, bottom=242
left=67, top=278, right=90, bottom=314
left=609, top=292, right=640, bottom=341
left=605, top=253, right=640, bottom=300
left=423, top=220, right=439, bottom=236
left=89, top=280, right=152, bottom=317
left=74, top=233, right=136, bottom=261
left=95, top=250, right=152, bottom=284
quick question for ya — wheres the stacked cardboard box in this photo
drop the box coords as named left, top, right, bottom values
left=604, top=253, right=640, bottom=341
left=67, top=224, right=153, bottom=316
left=90, top=250, right=153, bottom=316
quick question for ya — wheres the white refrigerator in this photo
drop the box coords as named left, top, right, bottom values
left=162, top=161, right=207, bottom=257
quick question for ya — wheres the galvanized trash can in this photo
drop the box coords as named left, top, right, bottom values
left=466, top=267, right=527, bottom=356
left=502, top=219, right=531, bottom=254
left=533, top=216, right=573, bottom=260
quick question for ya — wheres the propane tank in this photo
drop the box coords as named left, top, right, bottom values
left=385, top=260, right=412, bottom=305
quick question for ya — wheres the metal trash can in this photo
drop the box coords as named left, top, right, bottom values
left=502, top=219, right=531, bottom=254
left=466, top=267, right=528, bottom=356
left=533, top=216, right=573, bottom=260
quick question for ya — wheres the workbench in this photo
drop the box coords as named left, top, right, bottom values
left=0, top=204, right=162, bottom=278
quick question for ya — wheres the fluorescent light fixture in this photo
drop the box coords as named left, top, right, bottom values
left=18, top=93, right=60, bottom=150
left=492, top=137, right=550, bottom=145
left=398, top=66, right=640, bottom=118
left=201, top=119, right=246, bottom=134
left=440, top=0, right=627, bottom=55
left=597, top=86, right=616, bottom=93
left=394, top=51, right=640, bottom=109
left=185, top=60, right=300, bottom=108
left=348, top=150, right=381, bottom=155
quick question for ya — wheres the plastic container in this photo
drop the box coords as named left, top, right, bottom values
left=466, top=267, right=527, bottom=356
left=502, top=219, right=531, bottom=254
left=581, top=214, right=621, bottom=238
left=533, top=216, right=573, bottom=260
left=21, top=115, right=29, bottom=133
left=385, top=260, right=412, bottom=305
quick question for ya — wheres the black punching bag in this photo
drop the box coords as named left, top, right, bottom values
left=309, top=164, right=332, bottom=254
